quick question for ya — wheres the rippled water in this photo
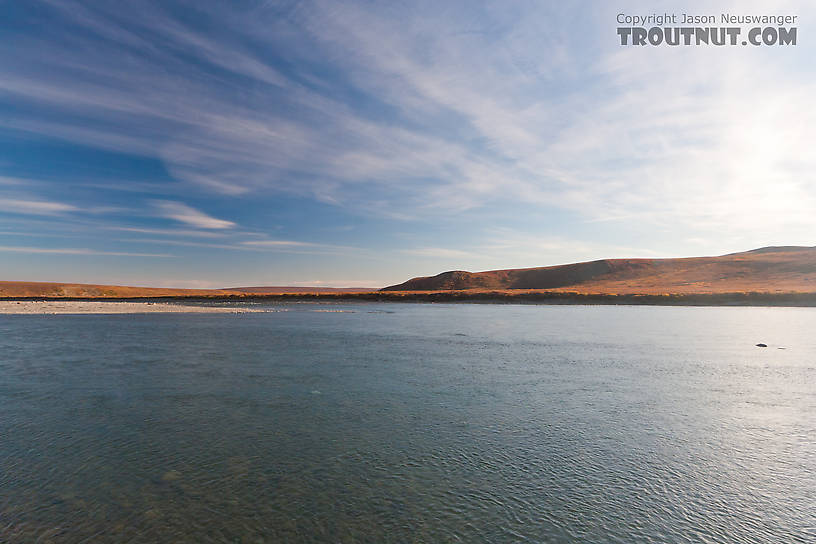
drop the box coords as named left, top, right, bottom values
left=1, top=303, right=815, bottom=543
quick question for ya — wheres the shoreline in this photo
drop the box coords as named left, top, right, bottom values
left=4, top=291, right=816, bottom=308
left=0, top=301, right=266, bottom=315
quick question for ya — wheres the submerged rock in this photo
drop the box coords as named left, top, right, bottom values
left=161, top=470, right=182, bottom=482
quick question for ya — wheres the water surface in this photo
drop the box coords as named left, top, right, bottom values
left=1, top=303, right=814, bottom=542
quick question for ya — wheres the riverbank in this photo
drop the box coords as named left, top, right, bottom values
left=0, top=301, right=265, bottom=314
left=3, top=291, right=816, bottom=307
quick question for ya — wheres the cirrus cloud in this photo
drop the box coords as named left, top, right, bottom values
left=152, top=200, right=235, bottom=230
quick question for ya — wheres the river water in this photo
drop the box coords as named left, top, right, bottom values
left=1, top=303, right=814, bottom=542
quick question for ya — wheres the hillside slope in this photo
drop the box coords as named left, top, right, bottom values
left=222, top=286, right=374, bottom=294
left=0, top=282, right=372, bottom=298
left=382, top=246, right=816, bottom=294
left=0, top=282, right=231, bottom=298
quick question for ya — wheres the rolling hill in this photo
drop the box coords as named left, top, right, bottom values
left=0, top=281, right=229, bottom=298
left=381, top=246, right=816, bottom=294
left=4, top=246, right=816, bottom=301
left=221, top=286, right=374, bottom=294
left=0, top=282, right=372, bottom=298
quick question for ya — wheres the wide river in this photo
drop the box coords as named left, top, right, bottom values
left=1, top=303, right=814, bottom=543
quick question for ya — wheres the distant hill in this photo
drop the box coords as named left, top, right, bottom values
left=381, top=246, right=816, bottom=294
left=222, top=286, right=374, bottom=294
left=0, top=281, right=230, bottom=298
left=5, top=247, right=816, bottom=300
left=0, top=282, right=373, bottom=298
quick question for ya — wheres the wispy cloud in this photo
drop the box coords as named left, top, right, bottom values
left=5, top=0, right=812, bottom=240
left=0, top=198, right=78, bottom=215
left=239, top=239, right=360, bottom=255
left=0, top=245, right=170, bottom=257
left=108, top=226, right=229, bottom=238
left=2, top=0, right=815, bottom=284
left=152, top=201, right=235, bottom=229
left=240, top=240, right=315, bottom=248
left=107, top=237, right=356, bottom=256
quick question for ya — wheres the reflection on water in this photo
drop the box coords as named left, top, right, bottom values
left=1, top=304, right=815, bottom=542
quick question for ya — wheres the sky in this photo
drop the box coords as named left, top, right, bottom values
left=1, top=0, right=815, bottom=288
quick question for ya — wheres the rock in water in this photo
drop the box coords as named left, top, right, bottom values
left=161, top=470, right=182, bottom=482
left=756, top=343, right=768, bottom=347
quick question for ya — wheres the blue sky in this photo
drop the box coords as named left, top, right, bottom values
left=1, top=0, right=814, bottom=288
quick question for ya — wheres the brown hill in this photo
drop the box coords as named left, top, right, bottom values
left=381, top=246, right=816, bottom=294
left=222, top=286, right=374, bottom=294
left=0, top=282, right=374, bottom=298
left=0, top=281, right=232, bottom=298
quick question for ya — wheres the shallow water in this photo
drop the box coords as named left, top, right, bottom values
left=1, top=303, right=814, bottom=543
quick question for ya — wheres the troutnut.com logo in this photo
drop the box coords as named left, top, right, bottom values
left=617, top=13, right=798, bottom=46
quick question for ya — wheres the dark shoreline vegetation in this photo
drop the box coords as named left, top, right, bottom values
left=4, top=291, right=816, bottom=306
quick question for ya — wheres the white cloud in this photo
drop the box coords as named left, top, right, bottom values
left=239, top=240, right=360, bottom=255
left=109, top=226, right=229, bottom=238
left=2, top=0, right=815, bottom=257
left=0, top=199, right=78, bottom=215
left=152, top=201, right=235, bottom=229
left=0, top=245, right=170, bottom=257
left=241, top=240, right=314, bottom=247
